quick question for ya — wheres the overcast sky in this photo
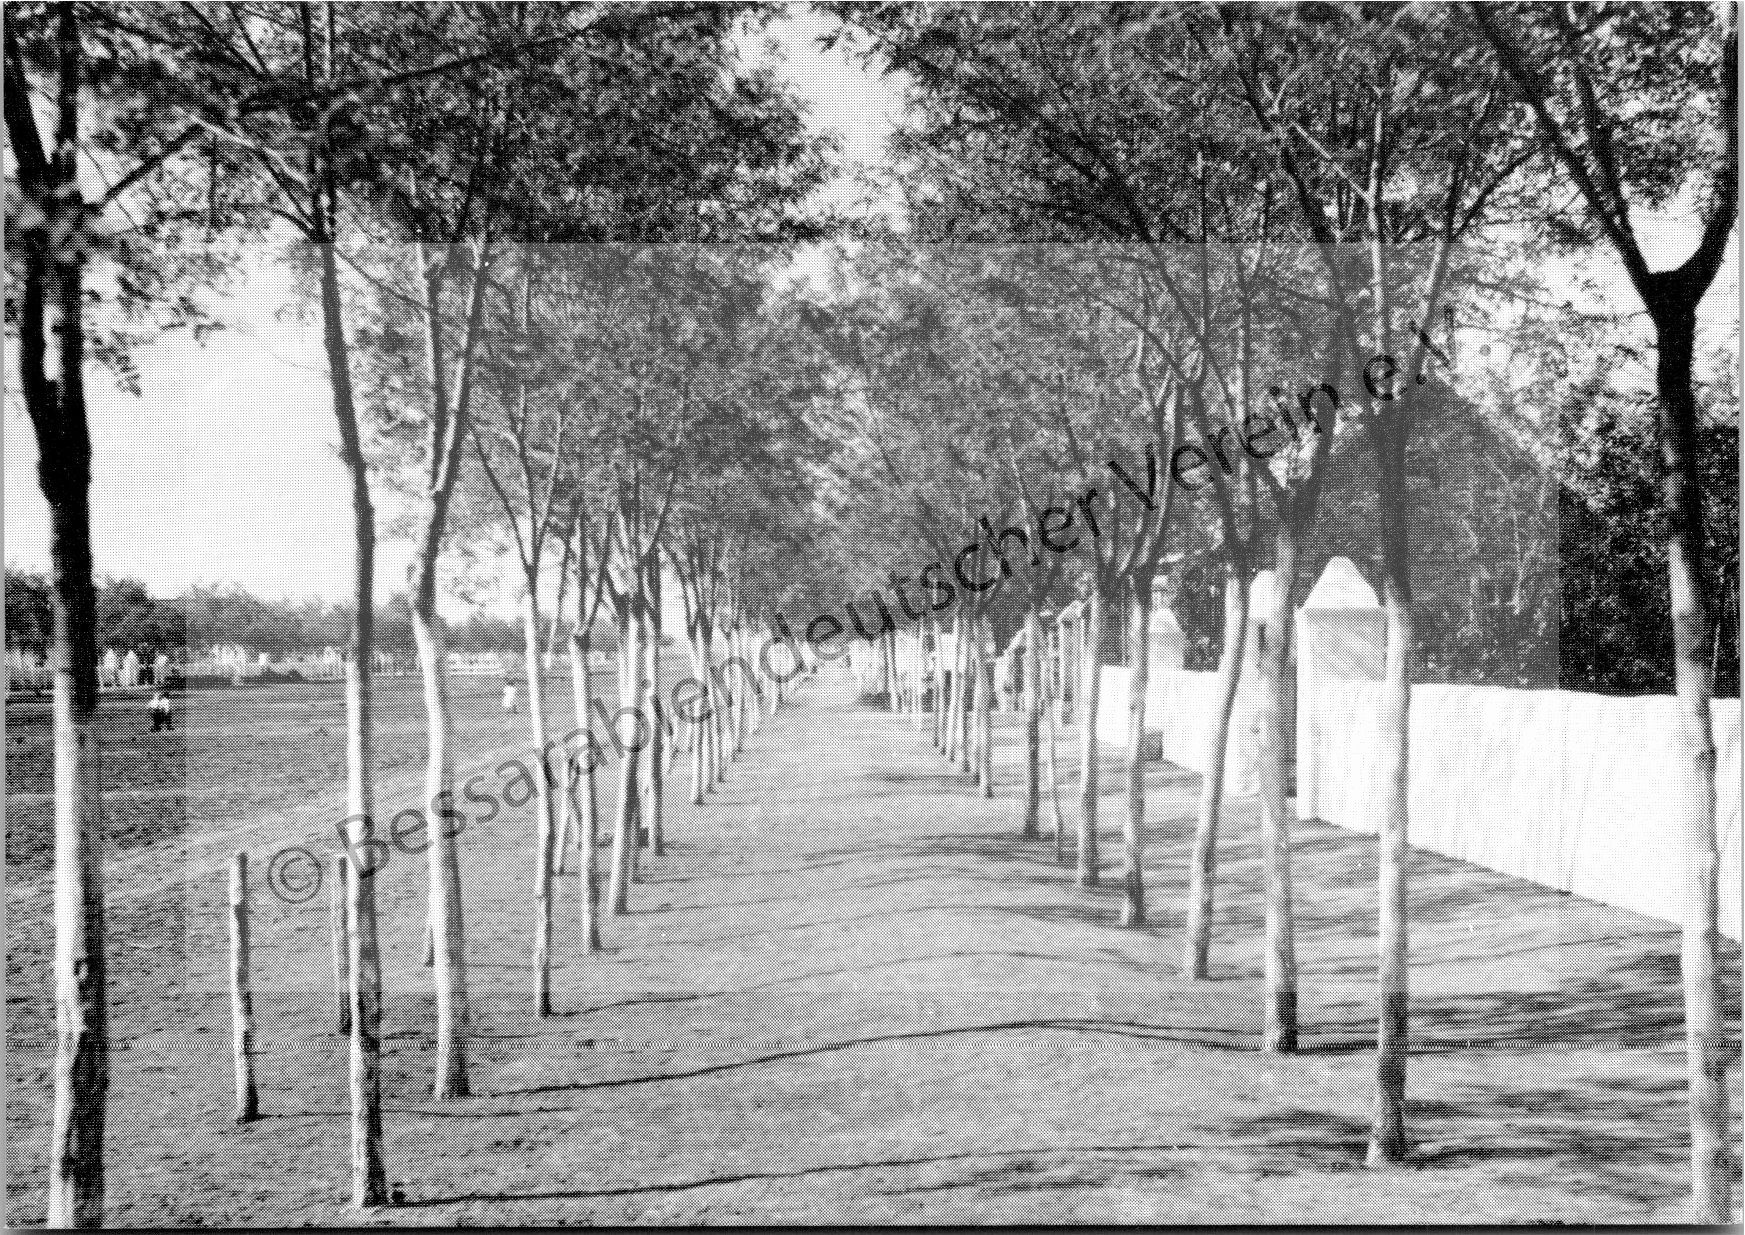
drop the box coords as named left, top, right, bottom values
left=3, top=8, right=1735, bottom=620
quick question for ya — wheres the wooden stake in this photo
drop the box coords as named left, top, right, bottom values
left=228, top=853, right=259, bottom=1123
left=330, top=854, right=350, bottom=1035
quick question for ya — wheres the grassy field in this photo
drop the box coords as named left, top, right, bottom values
left=5, top=670, right=1741, bottom=1224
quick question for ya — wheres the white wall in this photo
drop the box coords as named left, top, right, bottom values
left=1087, top=554, right=1744, bottom=942
left=1298, top=679, right=1743, bottom=941
left=1096, top=664, right=1257, bottom=795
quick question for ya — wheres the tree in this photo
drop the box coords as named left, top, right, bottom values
left=6, top=570, right=55, bottom=659
left=469, top=263, right=583, bottom=1017
left=1211, top=2, right=1541, bottom=1156
left=96, top=578, right=184, bottom=653
left=5, top=3, right=237, bottom=1219
left=1473, top=4, right=1738, bottom=1215
left=5, top=14, right=109, bottom=1219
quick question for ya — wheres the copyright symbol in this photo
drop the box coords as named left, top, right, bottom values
left=266, top=845, right=323, bottom=904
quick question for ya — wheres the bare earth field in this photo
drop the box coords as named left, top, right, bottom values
left=5, top=671, right=1741, bottom=1225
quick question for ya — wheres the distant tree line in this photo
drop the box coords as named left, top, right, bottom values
left=3, top=572, right=525, bottom=659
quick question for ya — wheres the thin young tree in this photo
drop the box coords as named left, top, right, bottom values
left=1474, top=6, right=1738, bottom=1214
left=7, top=14, right=109, bottom=1223
left=565, top=493, right=618, bottom=953
left=469, top=267, right=579, bottom=1017
left=1220, top=1, right=1536, bottom=1157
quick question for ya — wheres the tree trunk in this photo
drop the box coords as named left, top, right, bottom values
left=688, top=631, right=707, bottom=805
left=957, top=620, right=975, bottom=776
left=748, top=628, right=764, bottom=735
left=1022, top=605, right=1042, bottom=839
left=630, top=645, right=646, bottom=883
left=976, top=618, right=994, bottom=799
left=1367, top=580, right=1413, bottom=1165
left=1649, top=303, right=1729, bottom=1219
left=545, top=535, right=572, bottom=667
left=330, top=855, right=350, bottom=1035
left=1259, top=526, right=1302, bottom=1053
left=319, top=238, right=389, bottom=1211
left=1367, top=404, right=1414, bottom=1168
left=1184, top=565, right=1250, bottom=978
left=609, top=609, right=641, bottom=914
left=769, top=627, right=785, bottom=720
left=410, top=606, right=469, bottom=1095
left=645, top=592, right=664, bottom=858
left=1046, top=660, right=1066, bottom=863
left=722, top=626, right=737, bottom=760
left=227, top=854, right=259, bottom=1124
left=887, top=628, right=901, bottom=714
left=910, top=632, right=924, bottom=728
left=1077, top=585, right=1105, bottom=887
left=521, top=584, right=556, bottom=1017
left=709, top=663, right=724, bottom=785
left=568, top=627, right=602, bottom=953
left=39, top=412, right=109, bottom=1231
left=932, top=621, right=946, bottom=752
left=713, top=625, right=732, bottom=780
left=555, top=754, right=573, bottom=878
left=1123, top=582, right=1151, bottom=928
left=19, top=55, right=110, bottom=1211
left=703, top=628, right=721, bottom=790
left=946, top=615, right=963, bottom=764
left=733, top=626, right=749, bottom=757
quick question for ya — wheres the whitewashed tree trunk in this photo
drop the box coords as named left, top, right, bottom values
left=1368, top=581, right=1413, bottom=1165
left=567, top=626, right=603, bottom=953
left=323, top=235, right=389, bottom=1211
left=910, top=633, right=924, bottom=728
left=522, top=585, right=557, bottom=1017
left=342, top=652, right=387, bottom=1209
left=1184, top=567, right=1250, bottom=978
left=1650, top=309, right=1731, bottom=1218
left=688, top=632, right=707, bottom=805
left=976, top=618, right=993, bottom=799
left=19, top=17, right=110, bottom=1221
left=957, top=619, right=974, bottom=776
left=645, top=600, right=665, bottom=857
left=932, top=621, right=946, bottom=752
left=45, top=583, right=107, bottom=1228
left=410, top=608, right=468, bottom=1094
left=1259, top=531, right=1301, bottom=1052
left=945, top=615, right=963, bottom=763
left=1022, top=605, right=1043, bottom=839
left=609, top=609, right=641, bottom=914
left=712, top=627, right=731, bottom=782
left=1076, top=586, right=1105, bottom=887
left=1046, top=673, right=1066, bottom=864
left=731, top=626, right=747, bottom=758
left=1123, top=584, right=1151, bottom=927
left=886, top=628, right=901, bottom=713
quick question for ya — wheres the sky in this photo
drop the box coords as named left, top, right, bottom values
left=3, top=11, right=1736, bottom=619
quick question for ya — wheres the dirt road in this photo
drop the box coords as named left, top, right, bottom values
left=6, top=672, right=1739, bottom=1223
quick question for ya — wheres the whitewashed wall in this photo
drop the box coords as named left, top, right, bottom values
left=1093, top=577, right=1265, bottom=794
left=1299, top=678, right=1743, bottom=940
left=1087, top=555, right=1744, bottom=941
left=1096, top=664, right=1258, bottom=794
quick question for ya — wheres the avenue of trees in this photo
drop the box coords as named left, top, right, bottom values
left=5, top=1, right=1737, bottom=1225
